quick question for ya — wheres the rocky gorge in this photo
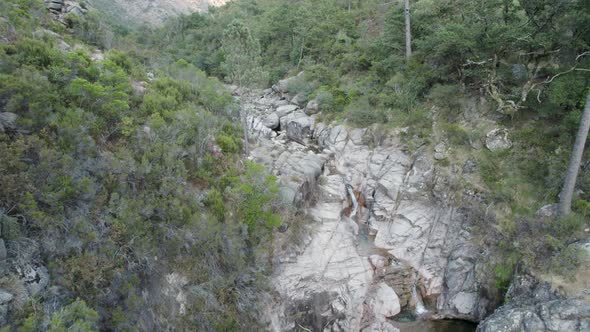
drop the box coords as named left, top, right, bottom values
left=235, top=74, right=590, bottom=331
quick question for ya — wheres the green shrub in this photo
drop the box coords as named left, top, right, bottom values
left=345, top=97, right=387, bottom=127
left=204, top=189, right=225, bottom=222
left=286, top=74, right=316, bottom=101
left=48, top=299, right=99, bottom=332
left=315, top=89, right=335, bottom=112
left=14, top=38, right=60, bottom=68
left=573, top=200, right=590, bottom=217
left=440, top=122, right=470, bottom=146
left=427, top=83, right=464, bottom=113
left=216, top=134, right=241, bottom=154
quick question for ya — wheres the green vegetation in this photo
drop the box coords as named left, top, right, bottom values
left=1, top=0, right=590, bottom=329
left=122, top=0, right=590, bottom=292
left=0, top=1, right=283, bottom=330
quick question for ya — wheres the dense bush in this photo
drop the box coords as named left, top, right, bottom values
left=0, top=9, right=283, bottom=329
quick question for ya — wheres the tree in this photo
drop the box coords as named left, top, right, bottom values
left=221, top=20, right=266, bottom=155
left=229, top=161, right=281, bottom=235
left=404, top=0, right=411, bottom=62
left=47, top=299, right=99, bottom=332
left=559, top=91, right=590, bottom=216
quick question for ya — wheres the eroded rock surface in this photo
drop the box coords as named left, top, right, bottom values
left=244, top=84, right=499, bottom=330
left=477, top=273, right=590, bottom=332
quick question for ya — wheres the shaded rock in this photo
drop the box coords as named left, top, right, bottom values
left=535, top=204, right=559, bottom=219
left=0, top=290, right=14, bottom=305
left=485, top=128, right=512, bottom=152
left=0, top=289, right=13, bottom=325
left=46, top=0, right=63, bottom=11
left=290, top=93, right=305, bottom=106
left=285, top=112, right=313, bottom=145
left=0, top=240, right=6, bottom=261
left=16, top=264, right=50, bottom=296
left=463, top=159, right=478, bottom=174
left=0, top=112, right=18, bottom=133
left=274, top=72, right=303, bottom=94
left=436, top=242, right=497, bottom=321
left=262, top=113, right=279, bottom=129
left=477, top=299, right=590, bottom=332
left=477, top=273, right=590, bottom=332
left=305, top=98, right=320, bottom=115
left=434, top=142, right=447, bottom=160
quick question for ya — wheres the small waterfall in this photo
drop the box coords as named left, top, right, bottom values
left=412, top=283, right=428, bottom=315
left=345, top=184, right=358, bottom=219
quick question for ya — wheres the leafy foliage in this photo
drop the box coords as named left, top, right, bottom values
left=0, top=6, right=283, bottom=330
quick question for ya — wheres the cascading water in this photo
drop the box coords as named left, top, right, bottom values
left=345, top=184, right=358, bottom=219
left=411, top=283, right=428, bottom=315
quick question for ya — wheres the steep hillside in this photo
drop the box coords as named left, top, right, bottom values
left=1, top=0, right=590, bottom=331
left=88, top=0, right=229, bottom=26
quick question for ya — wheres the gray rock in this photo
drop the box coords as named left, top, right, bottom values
left=290, top=93, right=305, bottom=106
left=275, top=72, right=304, bottom=94
left=285, top=112, right=313, bottom=145
left=273, top=99, right=289, bottom=107
left=434, top=142, right=447, bottom=153
left=0, top=240, right=6, bottom=261
left=275, top=104, right=298, bottom=118
left=305, top=99, right=320, bottom=115
left=33, top=29, right=71, bottom=51
left=243, top=78, right=498, bottom=329
left=463, top=159, right=478, bottom=174
left=485, top=128, right=512, bottom=152
left=366, top=283, right=401, bottom=321
left=47, top=1, right=63, bottom=10
left=0, top=304, right=7, bottom=327
left=262, top=113, right=279, bottom=129
left=434, top=152, right=446, bottom=160
left=477, top=273, right=589, bottom=332
left=16, top=264, right=50, bottom=296
left=535, top=204, right=559, bottom=219
left=362, top=321, right=400, bottom=332
left=477, top=299, right=590, bottom=332
left=0, top=289, right=14, bottom=305
left=0, top=112, right=18, bottom=132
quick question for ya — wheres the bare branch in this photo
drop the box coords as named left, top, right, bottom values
left=463, top=59, right=492, bottom=67
left=544, top=51, right=590, bottom=84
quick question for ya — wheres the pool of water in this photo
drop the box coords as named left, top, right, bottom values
left=392, top=319, right=478, bottom=332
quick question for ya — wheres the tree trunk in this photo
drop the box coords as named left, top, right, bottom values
left=559, top=91, right=590, bottom=216
left=238, top=91, right=250, bottom=156
left=404, top=0, right=412, bottom=62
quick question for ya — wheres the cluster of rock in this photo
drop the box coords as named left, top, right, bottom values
left=0, top=112, right=17, bottom=134
left=0, top=215, right=51, bottom=326
left=87, top=0, right=228, bottom=26
left=242, top=73, right=590, bottom=331
left=241, top=75, right=502, bottom=331
left=477, top=273, right=590, bottom=332
left=44, top=0, right=87, bottom=22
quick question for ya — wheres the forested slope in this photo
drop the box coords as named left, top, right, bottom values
left=0, top=0, right=284, bottom=330
left=1, top=0, right=590, bottom=331
left=127, top=0, right=590, bottom=282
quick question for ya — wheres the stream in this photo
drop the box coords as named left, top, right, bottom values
left=246, top=88, right=483, bottom=331
left=343, top=178, right=477, bottom=332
